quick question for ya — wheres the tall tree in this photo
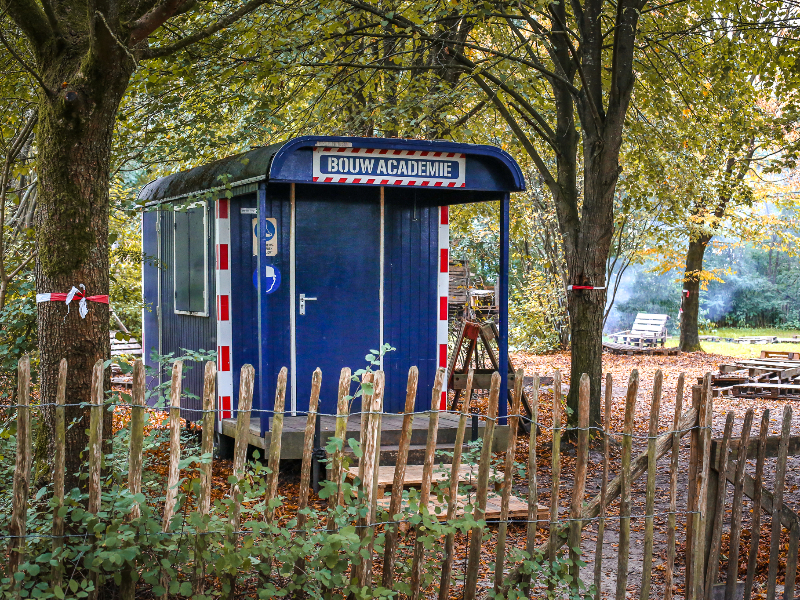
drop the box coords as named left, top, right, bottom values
left=1, top=0, right=269, bottom=493
left=303, top=0, right=655, bottom=425
left=624, top=17, right=800, bottom=350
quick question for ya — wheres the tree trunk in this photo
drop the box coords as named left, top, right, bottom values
left=35, top=47, right=133, bottom=494
left=567, top=288, right=605, bottom=429
left=679, top=236, right=710, bottom=352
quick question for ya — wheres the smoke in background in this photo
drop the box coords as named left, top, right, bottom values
left=605, top=243, right=800, bottom=334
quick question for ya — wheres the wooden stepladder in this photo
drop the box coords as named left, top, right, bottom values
left=447, top=320, right=533, bottom=424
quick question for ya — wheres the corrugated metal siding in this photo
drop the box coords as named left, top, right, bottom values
left=158, top=204, right=217, bottom=421
left=383, top=190, right=438, bottom=414
left=142, top=210, right=160, bottom=391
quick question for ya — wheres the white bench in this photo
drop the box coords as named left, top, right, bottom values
left=609, top=313, right=669, bottom=348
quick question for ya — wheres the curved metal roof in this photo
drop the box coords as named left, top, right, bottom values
left=139, top=136, right=524, bottom=205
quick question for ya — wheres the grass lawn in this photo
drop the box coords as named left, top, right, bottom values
left=659, top=326, right=800, bottom=358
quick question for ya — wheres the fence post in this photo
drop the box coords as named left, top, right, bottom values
left=87, top=359, right=105, bottom=600
left=159, top=360, right=183, bottom=599
left=463, top=371, right=500, bottom=600
left=640, top=369, right=663, bottom=600
left=192, top=360, right=216, bottom=595
left=360, top=370, right=385, bottom=589
left=495, top=368, right=524, bottom=593
left=121, top=359, right=146, bottom=600
left=8, top=355, right=31, bottom=580
left=664, top=373, right=684, bottom=600
left=685, top=383, right=703, bottom=596
left=705, top=412, right=735, bottom=600
left=725, top=408, right=753, bottom=600
left=522, top=372, right=540, bottom=596
left=52, top=359, right=67, bottom=589
left=439, top=367, right=472, bottom=600
left=743, top=409, right=769, bottom=600
left=690, top=374, right=713, bottom=600
left=162, top=360, right=183, bottom=530
left=567, top=374, right=590, bottom=592
left=293, top=367, right=322, bottom=592
left=265, top=366, right=288, bottom=524
left=615, top=369, right=638, bottom=600
left=329, top=367, right=352, bottom=517
left=766, top=405, right=792, bottom=600
left=297, top=368, right=322, bottom=525
left=548, top=368, right=563, bottom=570
left=594, top=372, right=613, bottom=600
left=409, top=367, right=445, bottom=600
left=383, top=366, right=417, bottom=588
left=222, top=364, right=254, bottom=599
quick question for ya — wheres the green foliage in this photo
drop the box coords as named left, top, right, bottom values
left=0, top=410, right=591, bottom=599
left=0, top=277, right=37, bottom=398
left=450, top=182, right=567, bottom=352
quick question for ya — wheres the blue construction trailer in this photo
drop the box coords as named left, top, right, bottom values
left=139, top=136, right=524, bottom=452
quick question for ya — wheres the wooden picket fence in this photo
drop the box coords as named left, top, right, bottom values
left=5, top=354, right=795, bottom=598
left=703, top=405, right=800, bottom=600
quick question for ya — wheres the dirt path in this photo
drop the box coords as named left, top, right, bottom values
left=506, top=350, right=800, bottom=599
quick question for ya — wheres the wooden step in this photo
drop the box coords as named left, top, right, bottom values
left=343, top=442, right=481, bottom=466
left=345, top=463, right=502, bottom=498
left=377, top=491, right=546, bottom=522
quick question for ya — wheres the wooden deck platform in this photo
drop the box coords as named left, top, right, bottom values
left=220, top=413, right=508, bottom=462
left=602, top=342, right=680, bottom=356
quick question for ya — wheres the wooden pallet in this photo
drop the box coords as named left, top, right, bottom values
left=761, top=351, right=800, bottom=360
left=719, top=359, right=800, bottom=382
left=735, top=336, right=779, bottom=344
left=345, top=463, right=502, bottom=499
left=731, top=382, right=800, bottom=399
left=602, top=342, right=680, bottom=356
left=376, top=491, right=547, bottom=522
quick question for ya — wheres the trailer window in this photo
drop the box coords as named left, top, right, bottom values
left=173, top=202, right=208, bottom=315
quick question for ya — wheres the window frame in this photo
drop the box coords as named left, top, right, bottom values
left=173, top=200, right=209, bottom=317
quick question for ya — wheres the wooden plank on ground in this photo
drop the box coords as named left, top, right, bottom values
left=345, top=463, right=501, bottom=498
left=376, top=492, right=546, bottom=522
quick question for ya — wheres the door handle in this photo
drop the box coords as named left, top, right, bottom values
left=299, top=293, right=317, bottom=315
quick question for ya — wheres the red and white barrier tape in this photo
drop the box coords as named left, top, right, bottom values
left=567, top=285, right=606, bottom=291
left=36, top=285, right=108, bottom=319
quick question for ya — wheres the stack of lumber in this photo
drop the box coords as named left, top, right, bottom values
left=699, top=335, right=800, bottom=345
left=710, top=351, right=800, bottom=400
left=448, top=259, right=470, bottom=305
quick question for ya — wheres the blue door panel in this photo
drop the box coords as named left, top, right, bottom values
left=382, top=191, right=439, bottom=414
left=294, top=185, right=381, bottom=416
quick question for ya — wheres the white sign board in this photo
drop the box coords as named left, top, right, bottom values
left=312, top=147, right=466, bottom=187
left=252, top=217, right=278, bottom=257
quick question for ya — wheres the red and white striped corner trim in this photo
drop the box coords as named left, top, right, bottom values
left=437, top=206, right=449, bottom=410
left=215, top=198, right=234, bottom=428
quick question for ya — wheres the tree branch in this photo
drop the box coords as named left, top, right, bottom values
left=129, top=0, right=197, bottom=46
left=547, top=4, right=605, bottom=136
left=38, top=0, right=61, bottom=42
left=0, top=0, right=51, bottom=51
left=0, top=24, right=52, bottom=96
left=139, top=0, right=268, bottom=59
left=473, top=74, right=558, bottom=194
